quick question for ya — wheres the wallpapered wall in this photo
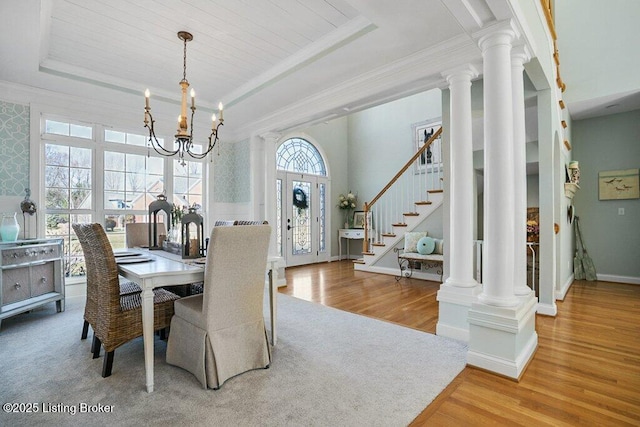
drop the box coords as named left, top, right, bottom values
left=0, top=100, right=30, bottom=196
left=213, top=138, right=250, bottom=203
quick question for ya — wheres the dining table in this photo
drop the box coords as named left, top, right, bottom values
left=116, top=248, right=280, bottom=393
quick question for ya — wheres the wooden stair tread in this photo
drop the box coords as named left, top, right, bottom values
left=353, top=259, right=365, bottom=264
left=381, top=233, right=396, bottom=237
left=362, top=252, right=374, bottom=256
left=371, top=243, right=385, bottom=247
left=415, top=201, right=432, bottom=205
left=403, top=212, right=419, bottom=216
left=428, top=189, right=444, bottom=194
left=392, top=223, right=408, bottom=227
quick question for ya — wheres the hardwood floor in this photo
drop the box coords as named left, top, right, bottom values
left=279, top=260, right=640, bottom=426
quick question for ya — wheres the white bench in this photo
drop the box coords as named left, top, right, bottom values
left=394, top=249, right=444, bottom=281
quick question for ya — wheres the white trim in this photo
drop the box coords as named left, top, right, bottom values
left=596, top=274, right=640, bottom=285
left=555, top=273, right=574, bottom=300
left=467, top=332, right=538, bottom=379
left=536, top=302, right=557, bottom=316
left=435, top=323, right=469, bottom=342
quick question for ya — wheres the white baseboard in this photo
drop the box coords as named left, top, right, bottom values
left=596, top=274, right=640, bottom=285
left=555, top=274, right=574, bottom=301
left=436, top=322, right=469, bottom=342
left=536, top=302, right=557, bottom=316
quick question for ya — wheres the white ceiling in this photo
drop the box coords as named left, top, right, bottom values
left=0, top=0, right=635, bottom=141
left=0, top=0, right=509, bottom=140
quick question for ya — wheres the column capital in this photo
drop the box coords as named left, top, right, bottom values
left=259, top=132, right=282, bottom=143
left=511, top=45, right=531, bottom=67
left=442, top=64, right=479, bottom=84
left=473, top=20, right=520, bottom=52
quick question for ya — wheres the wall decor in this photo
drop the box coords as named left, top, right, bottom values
left=598, top=169, right=639, bottom=200
left=352, top=210, right=372, bottom=229
left=411, top=119, right=442, bottom=174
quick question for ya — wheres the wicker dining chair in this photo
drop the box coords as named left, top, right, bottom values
left=72, top=223, right=180, bottom=377
left=75, top=223, right=142, bottom=348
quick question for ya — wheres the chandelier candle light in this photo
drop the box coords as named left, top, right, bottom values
left=144, top=31, right=224, bottom=166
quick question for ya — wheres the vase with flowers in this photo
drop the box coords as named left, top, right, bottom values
left=337, top=191, right=358, bottom=228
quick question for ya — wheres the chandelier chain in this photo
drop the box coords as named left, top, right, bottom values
left=182, top=36, right=188, bottom=82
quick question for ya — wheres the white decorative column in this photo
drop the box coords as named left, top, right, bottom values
left=436, top=64, right=482, bottom=342
left=260, top=132, right=286, bottom=287
left=512, top=46, right=533, bottom=296
left=477, top=25, right=519, bottom=307
left=249, top=134, right=265, bottom=221
left=467, top=21, right=538, bottom=380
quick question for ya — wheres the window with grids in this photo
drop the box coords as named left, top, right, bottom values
left=42, top=119, right=206, bottom=278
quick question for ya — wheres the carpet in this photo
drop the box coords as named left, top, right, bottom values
left=0, top=292, right=467, bottom=426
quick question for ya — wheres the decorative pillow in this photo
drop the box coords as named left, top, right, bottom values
left=433, top=238, right=444, bottom=255
left=404, top=231, right=428, bottom=253
left=417, top=236, right=435, bottom=255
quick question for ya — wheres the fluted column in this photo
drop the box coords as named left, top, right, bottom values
left=443, top=65, right=478, bottom=288
left=478, top=26, right=519, bottom=307
left=512, top=46, right=532, bottom=296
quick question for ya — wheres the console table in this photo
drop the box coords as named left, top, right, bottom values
left=338, top=229, right=365, bottom=260
left=0, top=238, right=65, bottom=330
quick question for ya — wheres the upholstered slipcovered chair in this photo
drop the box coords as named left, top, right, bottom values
left=166, top=224, right=272, bottom=389
left=73, top=223, right=180, bottom=377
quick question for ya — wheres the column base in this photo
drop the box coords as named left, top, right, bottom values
left=436, top=283, right=482, bottom=342
left=467, top=294, right=538, bottom=380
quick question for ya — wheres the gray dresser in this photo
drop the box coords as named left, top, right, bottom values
left=0, top=238, right=65, bottom=330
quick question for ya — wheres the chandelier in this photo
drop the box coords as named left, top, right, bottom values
left=143, top=31, right=224, bottom=166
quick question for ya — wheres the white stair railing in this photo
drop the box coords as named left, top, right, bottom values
left=363, top=128, right=443, bottom=251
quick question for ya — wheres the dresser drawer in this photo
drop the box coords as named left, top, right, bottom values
left=2, top=267, right=30, bottom=304
left=1, top=243, right=60, bottom=265
left=30, top=262, right=56, bottom=297
left=341, top=230, right=364, bottom=238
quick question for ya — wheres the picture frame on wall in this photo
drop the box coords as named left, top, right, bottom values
left=412, top=119, right=442, bottom=174
left=598, top=169, right=640, bottom=200
left=352, top=210, right=372, bottom=229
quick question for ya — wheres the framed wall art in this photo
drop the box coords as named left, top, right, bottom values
left=598, top=169, right=639, bottom=200
left=411, top=119, right=442, bottom=174
left=352, top=210, right=372, bottom=229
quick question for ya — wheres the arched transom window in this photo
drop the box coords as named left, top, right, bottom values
left=276, top=138, right=326, bottom=176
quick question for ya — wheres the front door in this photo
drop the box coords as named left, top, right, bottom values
left=279, top=172, right=328, bottom=267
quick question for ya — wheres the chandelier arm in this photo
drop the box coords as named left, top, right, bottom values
left=145, top=111, right=180, bottom=156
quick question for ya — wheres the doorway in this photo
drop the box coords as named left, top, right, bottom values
left=275, top=137, right=329, bottom=267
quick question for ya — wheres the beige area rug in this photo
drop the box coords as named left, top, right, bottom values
left=0, top=292, right=466, bottom=426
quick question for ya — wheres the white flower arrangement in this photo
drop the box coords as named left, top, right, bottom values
left=337, top=192, right=357, bottom=210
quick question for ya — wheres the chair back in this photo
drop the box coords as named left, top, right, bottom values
left=202, top=225, right=271, bottom=331
left=72, top=223, right=121, bottom=333
left=214, top=220, right=235, bottom=227
left=234, top=220, right=268, bottom=225
left=125, top=222, right=166, bottom=248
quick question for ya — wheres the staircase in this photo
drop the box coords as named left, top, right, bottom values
left=354, top=127, right=444, bottom=276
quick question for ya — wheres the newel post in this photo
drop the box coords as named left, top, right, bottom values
left=363, top=202, right=370, bottom=253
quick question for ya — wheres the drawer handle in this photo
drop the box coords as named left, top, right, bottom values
left=41, top=277, right=48, bottom=283
left=14, top=283, right=21, bottom=289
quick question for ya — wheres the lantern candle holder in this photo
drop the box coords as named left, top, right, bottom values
left=181, top=206, right=204, bottom=259
left=148, top=192, right=172, bottom=250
